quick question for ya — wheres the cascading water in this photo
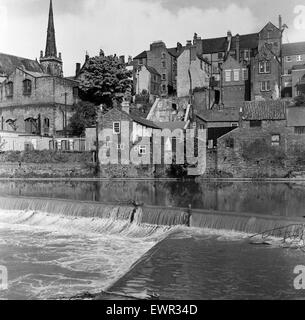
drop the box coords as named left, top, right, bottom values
left=1, top=196, right=304, bottom=300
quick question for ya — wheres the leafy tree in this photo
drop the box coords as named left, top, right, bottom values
left=78, top=52, right=132, bottom=108
left=69, top=101, right=97, bottom=136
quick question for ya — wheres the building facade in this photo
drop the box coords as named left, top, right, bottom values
left=0, top=0, right=79, bottom=138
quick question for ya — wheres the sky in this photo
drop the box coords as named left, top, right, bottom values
left=0, top=0, right=305, bottom=76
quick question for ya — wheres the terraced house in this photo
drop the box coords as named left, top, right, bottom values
left=0, top=0, right=79, bottom=138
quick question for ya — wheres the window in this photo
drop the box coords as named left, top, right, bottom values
left=162, top=74, right=166, bottom=80
left=73, top=87, right=79, bottom=97
left=225, top=70, right=231, bottom=82
left=43, top=118, right=50, bottom=135
left=225, top=138, right=234, bottom=148
left=233, top=69, right=240, bottom=81
left=6, top=119, right=17, bottom=131
left=113, top=122, right=121, bottom=134
left=242, top=68, right=248, bottom=81
left=231, top=123, right=238, bottom=127
left=162, top=61, right=166, bottom=68
left=250, top=120, right=262, bottom=127
left=258, top=61, right=271, bottom=74
left=271, top=134, right=280, bottom=147
left=218, top=52, right=223, bottom=59
left=294, top=126, right=305, bottom=134
left=139, top=145, right=146, bottom=155
left=5, top=82, right=13, bottom=98
left=296, top=55, right=303, bottom=62
left=162, top=52, right=166, bottom=59
left=139, top=58, right=143, bottom=65
left=162, top=84, right=166, bottom=92
left=286, top=56, right=292, bottom=62
left=260, top=81, right=271, bottom=92
left=244, top=50, right=250, bottom=60
left=23, top=79, right=32, bottom=96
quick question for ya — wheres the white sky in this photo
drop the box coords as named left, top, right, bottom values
left=0, top=0, right=304, bottom=76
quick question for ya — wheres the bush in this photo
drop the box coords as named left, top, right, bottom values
left=241, top=139, right=286, bottom=166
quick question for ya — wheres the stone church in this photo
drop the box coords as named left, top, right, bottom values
left=0, top=0, right=79, bottom=137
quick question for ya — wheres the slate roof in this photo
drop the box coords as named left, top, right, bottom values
left=292, top=64, right=305, bottom=71
left=156, top=122, right=187, bottom=130
left=146, top=66, right=160, bottom=76
left=113, top=107, right=161, bottom=129
left=0, top=53, right=43, bottom=76
left=282, top=42, right=305, bottom=56
left=133, top=51, right=147, bottom=60
left=196, top=108, right=240, bottom=122
left=201, top=33, right=258, bottom=54
left=243, top=101, right=287, bottom=120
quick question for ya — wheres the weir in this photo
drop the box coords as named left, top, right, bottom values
left=0, top=196, right=304, bottom=235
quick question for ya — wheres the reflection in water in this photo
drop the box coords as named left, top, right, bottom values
left=1, top=180, right=305, bottom=217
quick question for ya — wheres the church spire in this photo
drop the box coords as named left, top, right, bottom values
left=40, top=0, right=63, bottom=77
left=45, top=0, right=57, bottom=57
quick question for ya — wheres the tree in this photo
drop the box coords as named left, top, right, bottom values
left=78, top=52, right=132, bottom=109
left=68, top=101, right=97, bottom=137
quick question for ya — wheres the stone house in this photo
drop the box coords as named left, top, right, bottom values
left=133, top=41, right=182, bottom=97
left=251, top=22, right=282, bottom=101
left=135, top=65, right=161, bottom=101
left=222, top=55, right=249, bottom=108
left=216, top=101, right=305, bottom=177
left=282, top=42, right=305, bottom=97
left=177, top=36, right=210, bottom=100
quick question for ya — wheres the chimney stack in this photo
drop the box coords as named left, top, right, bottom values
left=75, top=63, right=81, bottom=77
left=186, top=40, right=192, bottom=48
left=236, top=34, right=240, bottom=62
left=279, top=15, right=282, bottom=30
left=85, top=51, right=89, bottom=62
left=177, top=42, right=183, bottom=53
left=193, top=33, right=198, bottom=45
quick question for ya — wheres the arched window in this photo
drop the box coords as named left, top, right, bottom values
left=43, top=117, right=50, bottom=135
left=5, top=82, right=13, bottom=98
left=6, top=119, right=17, bottom=131
left=25, top=117, right=38, bottom=135
left=23, top=79, right=32, bottom=96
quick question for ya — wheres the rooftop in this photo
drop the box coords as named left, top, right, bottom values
left=282, top=42, right=305, bottom=56
left=0, top=53, right=43, bottom=76
left=243, top=101, right=287, bottom=120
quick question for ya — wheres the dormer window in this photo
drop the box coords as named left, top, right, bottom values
left=23, top=79, right=32, bottom=96
left=6, top=82, right=13, bottom=98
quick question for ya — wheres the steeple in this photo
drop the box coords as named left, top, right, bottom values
left=40, top=0, right=63, bottom=77
left=45, top=0, right=57, bottom=57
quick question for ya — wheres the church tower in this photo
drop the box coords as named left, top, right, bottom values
left=40, top=0, right=63, bottom=77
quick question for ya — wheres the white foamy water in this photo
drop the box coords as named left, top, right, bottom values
left=0, top=209, right=176, bottom=300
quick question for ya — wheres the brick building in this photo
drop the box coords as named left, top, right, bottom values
left=0, top=0, right=79, bottom=137
left=133, top=41, right=182, bottom=97
left=282, top=42, right=305, bottom=98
